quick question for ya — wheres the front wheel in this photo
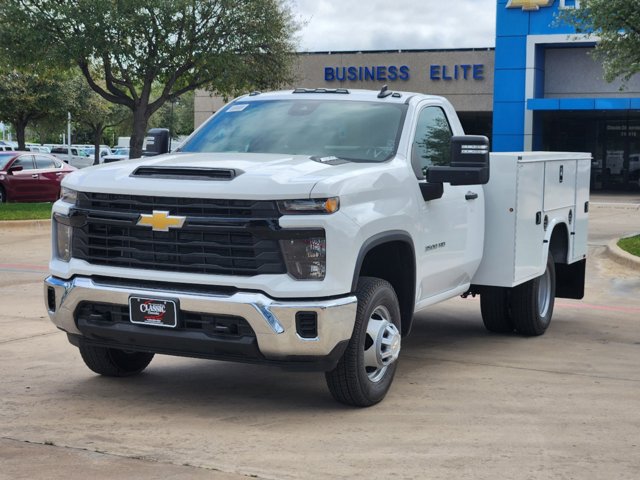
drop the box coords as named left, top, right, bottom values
left=78, top=342, right=154, bottom=377
left=510, top=254, right=556, bottom=336
left=325, top=277, right=402, bottom=407
left=0, top=186, right=5, bottom=203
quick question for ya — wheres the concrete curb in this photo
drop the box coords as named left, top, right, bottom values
left=606, top=235, right=640, bottom=269
left=0, top=219, right=51, bottom=230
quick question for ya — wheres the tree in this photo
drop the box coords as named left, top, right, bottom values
left=0, top=1, right=298, bottom=158
left=560, top=0, right=640, bottom=83
left=0, top=69, right=70, bottom=150
left=68, top=75, right=131, bottom=165
left=149, top=91, right=195, bottom=139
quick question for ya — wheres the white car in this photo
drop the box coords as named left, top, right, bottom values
left=102, top=147, right=130, bottom=163
left=50, top=146, right=94, bottom=169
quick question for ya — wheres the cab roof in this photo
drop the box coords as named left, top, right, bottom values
left=236, top=88, right=442, bottom=105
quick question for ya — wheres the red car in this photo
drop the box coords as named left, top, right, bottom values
left=0, top=151, right=77, bottom=203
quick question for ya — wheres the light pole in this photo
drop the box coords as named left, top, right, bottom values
left=67, top=112, right=72, bottom=151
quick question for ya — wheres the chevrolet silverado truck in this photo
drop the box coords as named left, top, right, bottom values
left=44, top=88, right=590, bottom=406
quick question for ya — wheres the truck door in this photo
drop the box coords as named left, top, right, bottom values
left=410, top=105, right=484, bottom=302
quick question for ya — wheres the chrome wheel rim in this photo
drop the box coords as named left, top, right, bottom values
left=538, top=267, right=551, bottom=318
left=363, top=305, right=401, bottom=383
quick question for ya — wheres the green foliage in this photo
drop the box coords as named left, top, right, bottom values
left=0, top=69, right=70, bottom=149
left=66, top=73, right=131, bottom=163
left=0, top=0, right=298, bottom=158
left=560, top=0, right=640, bottom=83
left=618, top=235, right=640, bottom=257
left=0, top=202, right=52, bottom=220
left=149, top=91, right=194, bottom=137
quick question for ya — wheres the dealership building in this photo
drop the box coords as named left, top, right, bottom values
left=194, top=0, right=640, bottom=190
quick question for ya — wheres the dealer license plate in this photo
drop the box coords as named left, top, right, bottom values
left=129, top=296, right=178, bottom=328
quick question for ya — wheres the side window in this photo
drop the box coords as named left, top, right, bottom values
left=411, top=107, right=453, bottom=176
left=13, top=155, right=35, bottom=170
left=35, top=155, right=56, bottom=169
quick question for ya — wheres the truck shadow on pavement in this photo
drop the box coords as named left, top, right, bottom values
left=65, top=300, right=520, bottom=411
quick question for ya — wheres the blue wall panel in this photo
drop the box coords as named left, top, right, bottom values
left=494, top=36, right=528, bottom=70
left=493, top=102, right=526, bottom=135
left=494, top=70, right=527, bottom=102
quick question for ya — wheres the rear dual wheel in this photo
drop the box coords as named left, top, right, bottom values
left=480, top=254, right=556, bottom=336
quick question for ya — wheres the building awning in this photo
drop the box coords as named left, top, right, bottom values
left=527, top=98, right=640, bottom=111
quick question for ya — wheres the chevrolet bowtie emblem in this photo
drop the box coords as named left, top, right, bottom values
left=506, top=0, right=555, bottom=11
left=137, top=211, right=186, bottom=232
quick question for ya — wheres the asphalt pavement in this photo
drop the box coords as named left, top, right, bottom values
left=0, top=193, right=639, bottom=480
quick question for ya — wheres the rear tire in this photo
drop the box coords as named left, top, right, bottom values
left=510, top=254, right=556, bottom=336
left=79, top=342, right=154, bottom=377
left=480, top=286, right=514, bottom=333
left=325, top=277, right=401, bottom=407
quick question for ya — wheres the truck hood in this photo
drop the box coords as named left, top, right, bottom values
left=62, top=152, right=365, bottom=199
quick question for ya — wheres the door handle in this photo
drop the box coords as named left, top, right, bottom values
left=31, top=174, right=39, bottom=178
left=465, top=191, right=478, bottom=200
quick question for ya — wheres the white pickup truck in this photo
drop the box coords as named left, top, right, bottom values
left=44, top=88, right=590, bottom=406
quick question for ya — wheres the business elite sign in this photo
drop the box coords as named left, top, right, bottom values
left=324, top=64, right=485, bottom=83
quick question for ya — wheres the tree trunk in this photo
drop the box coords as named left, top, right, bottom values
left=129, top=106, right=150, bottom=159
left=14, top=121, right=27, bottom=150
left=93, top=129, right=101, bottom=165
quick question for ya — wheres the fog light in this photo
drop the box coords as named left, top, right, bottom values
left=55, top=220, right=73, bottom=262
left=47, top=287, right=56, bottom=312
left=280, top=237, right=326, bottom=280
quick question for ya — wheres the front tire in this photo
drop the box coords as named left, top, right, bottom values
left=0, top=186, right=5, bottom=203
left=510, top=254, right=556, bottom=336
left=79, top=342, right=154, bottom=377
left=325, top=277, right=402, bottom=407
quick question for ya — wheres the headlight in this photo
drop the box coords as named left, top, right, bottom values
left=278, top=197, right=339, bottom=215
left=54, top=217, right=73, bottom=262
left=60, top=187, right=78, bottom=205
left=280, top=236, right=326, bottom=280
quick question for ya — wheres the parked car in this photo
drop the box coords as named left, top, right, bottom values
left=0, top=151, right=76, bottom=203
left=50, top=146, right=93, bottom=169
left=102, top=147, right=130, bottom=163
left=85, top=146, right=112, bottom=159
left=27, top=145, right=52, bottom=153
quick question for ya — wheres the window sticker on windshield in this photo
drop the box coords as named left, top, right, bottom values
left=228, top=104, right=249, bottom=112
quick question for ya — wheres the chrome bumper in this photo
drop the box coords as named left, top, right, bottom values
left=44, top=276, right=357, bottom=359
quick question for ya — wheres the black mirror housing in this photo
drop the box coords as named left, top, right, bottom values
left=144, top=128, right=170, bottom=156
left=427, top=135, right=490, bottom=186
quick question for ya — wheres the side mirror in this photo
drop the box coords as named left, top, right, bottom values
left=144, top=128, right=170, bottom=156
left=8, top=165, right=24, bottom=174
left=426, top=135, right=490, bottom=186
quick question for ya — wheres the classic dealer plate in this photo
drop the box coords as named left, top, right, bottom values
left=129, top=296, right=179, bottom=328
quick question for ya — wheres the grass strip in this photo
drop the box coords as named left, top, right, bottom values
left=618, top=235, right=640, bottom=257
left=0, top=202, right=53, bottom=221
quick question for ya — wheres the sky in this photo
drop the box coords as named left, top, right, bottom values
left=292, top=0, right=497, bottom=52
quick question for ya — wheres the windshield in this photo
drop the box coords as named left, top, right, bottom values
left=180, top=99, right=408, bottom=162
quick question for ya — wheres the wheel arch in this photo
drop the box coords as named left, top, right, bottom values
left=352, top=231, right=416, bottom=336
left=547, top=222, right=586, bottom=300
left=546, top=222, right=570, bottom=263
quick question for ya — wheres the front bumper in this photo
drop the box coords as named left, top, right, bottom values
left=44, top=276, right=357, bottom=369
